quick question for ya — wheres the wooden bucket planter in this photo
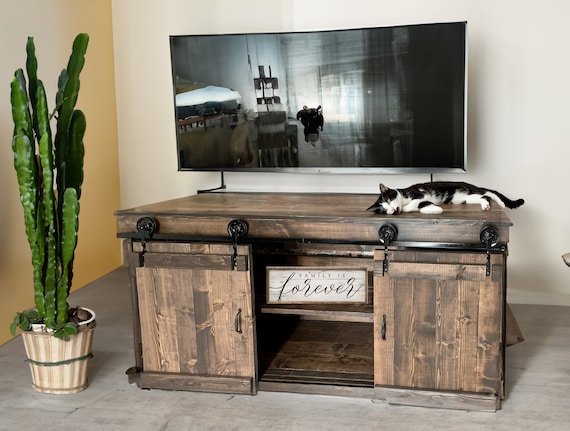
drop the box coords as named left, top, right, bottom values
left=20, top=307, right=96, bottom=394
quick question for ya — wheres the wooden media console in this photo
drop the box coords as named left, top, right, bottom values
left=116, top=192, right=515, bottom=411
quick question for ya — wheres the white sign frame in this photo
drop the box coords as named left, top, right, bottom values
left=266, top=266, right=368, bottom=304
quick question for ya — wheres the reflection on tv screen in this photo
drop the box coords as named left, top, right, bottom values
left=170, top=22, right=467, bottom=174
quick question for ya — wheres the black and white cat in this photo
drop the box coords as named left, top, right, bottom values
left=366, top=182, right=525, bottom=215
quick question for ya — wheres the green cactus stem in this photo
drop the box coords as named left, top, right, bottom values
left=10, top=33, right=89, bottom=339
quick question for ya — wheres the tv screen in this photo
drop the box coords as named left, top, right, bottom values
left=170, top=21, right=467, bottom=174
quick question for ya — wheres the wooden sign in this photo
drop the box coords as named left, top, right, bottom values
left=267, top=267, right=368, bottom=304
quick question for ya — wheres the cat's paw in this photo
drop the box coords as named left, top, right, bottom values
left=481, top=201, right=491, bottom=211
left=420, top=205, right=443, bottom=214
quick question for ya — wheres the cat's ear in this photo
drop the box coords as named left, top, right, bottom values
left=366, top=199, right=385, bottom=213
left=379, top=183, right=388, bottom=193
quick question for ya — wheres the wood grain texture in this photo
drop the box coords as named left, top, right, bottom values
left=135, top=243, right=257, bottom=393
left=139, top=372, right=254, bottom=394
left=374, top=249, right=505, bottom=397
left=258, top=319, right=374, bottom=387
left=118, top=193, right=513, bottom=409
left=116, top=192, right=512, bottom=244
left=374, top=386, right=500, bottom=412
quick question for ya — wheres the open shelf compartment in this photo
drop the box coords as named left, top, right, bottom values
left=257, top=316, right=375, bottom=388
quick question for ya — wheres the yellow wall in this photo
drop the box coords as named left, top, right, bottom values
left=0, top=1, right=121, bottom=345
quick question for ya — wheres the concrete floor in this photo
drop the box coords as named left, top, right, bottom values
left=1, top=267, right=569, bottom=430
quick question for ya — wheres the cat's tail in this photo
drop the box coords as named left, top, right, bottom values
left=486, top=190, right=525, bottom=209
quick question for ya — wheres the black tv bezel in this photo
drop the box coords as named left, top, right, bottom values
left=170, top=21, right=468, bottom=175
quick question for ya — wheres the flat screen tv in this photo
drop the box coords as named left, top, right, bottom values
left=170, top=21, right=467, bottom=174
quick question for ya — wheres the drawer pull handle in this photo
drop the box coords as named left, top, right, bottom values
left=234, top=308, right=243, bottom=334
left=381, top=314, right=387, bottom=340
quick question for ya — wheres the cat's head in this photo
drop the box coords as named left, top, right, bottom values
left=366, top=184, right=401, bottom=215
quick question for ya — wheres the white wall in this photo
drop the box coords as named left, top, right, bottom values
left=111, top=0, right=570, bottom=305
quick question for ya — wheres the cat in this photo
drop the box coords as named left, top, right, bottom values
left=296, top=105, right=324, bottom=142
left=366, top=181, right=525, bottom=215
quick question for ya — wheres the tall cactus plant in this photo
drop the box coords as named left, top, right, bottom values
left=10, top=33, right=89, bottom=340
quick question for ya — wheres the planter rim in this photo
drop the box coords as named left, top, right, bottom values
left=29, top=306, right=96, bottom=334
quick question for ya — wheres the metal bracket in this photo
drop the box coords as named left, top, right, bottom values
left=480, top=225, right=499, bottom=276
left=227, top=219, right=249, bottom=270
left=378, top=224, right=398, bottom=275
left=136, top=217, right=158, bottom=255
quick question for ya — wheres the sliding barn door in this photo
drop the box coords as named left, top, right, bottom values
left=135, top=242, right=257, bottom=394
left=374, top=249, right=505, bottom=397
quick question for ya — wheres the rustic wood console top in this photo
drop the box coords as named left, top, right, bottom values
left=116, top=192, right=512, bottom=243
left=116, top=192, right=514, bottom=412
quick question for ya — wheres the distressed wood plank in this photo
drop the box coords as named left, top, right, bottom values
left=393, top=275, right=415, bottom=387
left=436, top=278, right=459, bottom=390
left=374, top=250, right=504, bottom=397
left=388, top=262, right=487, bottom=281
left=139, top=372, right=254, bottom=394
left=374, top=386, right=500, bottom=412
left=457, top=279, right=481, bottom=392
left=374, top=249, right=395, bottom=386
left=143, top=253, right=247, bottom=271
left=261, top=304, right=373, bottom=323
left=175, top=269, right=198, bottom=374
left=475, top=253, right=504, bottom=396
left=135, top=243, right=256, bottom=390
left=116, top=192, right=513, bottom=244
left=135, top=267, right=163, bottom=371
left=412, top=276, right=438, bottom=389
left=193, top=272, right=215, bottom=375
left=259, top=381, right=375, bottom=398
left=210, top=264, right=238, bottom=377
left=260, top=368, right=373, bottom=387
left=137, top=267, right=188, bottom=373
left=229, top=257, right=257, bottom=381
